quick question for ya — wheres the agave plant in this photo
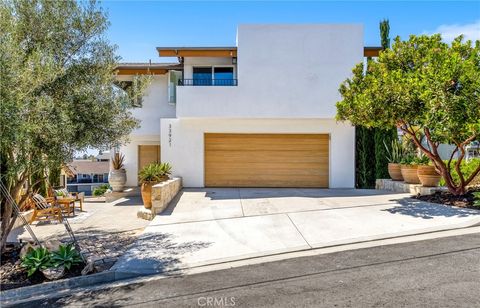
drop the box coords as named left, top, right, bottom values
left=51, top=244, right=83, bottom=270
left=138, top=162, right=172, bottom=184
left=21, top=247, right=53, bottom=277
left=111, top=152, right=125, bottom=170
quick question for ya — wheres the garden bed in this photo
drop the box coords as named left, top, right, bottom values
left=415, top=187, right=480, bottom=210
left=1, top=229, right=141, bottom=291
left=0, top=244, right=84, bottom=291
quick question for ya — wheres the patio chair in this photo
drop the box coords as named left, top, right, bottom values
left=29, top=194, right=63, bottom=223
left=54, top=188, right=84, bottom=212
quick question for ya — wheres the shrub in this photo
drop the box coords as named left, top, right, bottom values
left=473, top=192, right=480, bottom=207
left=93, top=184, right=111, bottom=196
left=51, top=244, right=83, bottom=270
left=21, top=247, right=52, bottom=277
left=439, top=158, right=480, bottom=187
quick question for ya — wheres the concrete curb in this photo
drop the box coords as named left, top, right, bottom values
left=1, top=271, right=116, bottom=304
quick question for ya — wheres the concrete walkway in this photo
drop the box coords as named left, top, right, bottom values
left=19, top=197, right=149, bottom=241
left=113, top=188, right=480, bottom=276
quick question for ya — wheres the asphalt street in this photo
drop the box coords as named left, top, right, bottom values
left=10, top=232, right=480, bottom=308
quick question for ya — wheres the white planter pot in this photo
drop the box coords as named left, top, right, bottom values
left=109, top=169, right=127, bottom=192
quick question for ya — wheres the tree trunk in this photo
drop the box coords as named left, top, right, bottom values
left=0, top=178, right=27, bottom=254
left=397, top=124, right=479, bottom=196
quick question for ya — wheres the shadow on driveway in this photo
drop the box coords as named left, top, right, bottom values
left=383, top=198, right=480, bottom=219
left=114, top=232, right=212, bottom=274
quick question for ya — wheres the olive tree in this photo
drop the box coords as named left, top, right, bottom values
left=0, top=0, right=150, bottom=251
left=336, top=34, right=480, bottom=195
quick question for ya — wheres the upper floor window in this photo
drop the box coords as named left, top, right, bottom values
left=213, top=67, right=234, bottom=86
left=193, top=67, right=212, bottom=85
left=189, top=66, right=236, bottom=86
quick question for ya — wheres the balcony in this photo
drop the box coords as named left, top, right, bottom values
left=178, top=79, right=238, bottom=86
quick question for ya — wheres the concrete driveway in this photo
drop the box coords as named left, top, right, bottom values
left=113, top=188, right=480, bottom=276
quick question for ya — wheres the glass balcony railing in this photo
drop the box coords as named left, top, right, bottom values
left=178, top=79, right=238, bottom=86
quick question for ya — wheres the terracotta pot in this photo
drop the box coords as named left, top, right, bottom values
left=388, top=163, right=403, bottom=181
left=109, top=169, right=126, bottom=192
left=141, top=182, right=155, bottom=209
left=400, top=164, right=420, bottom=184
left=417, top=165, right=441, bottom=187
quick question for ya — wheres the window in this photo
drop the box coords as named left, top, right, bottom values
left=214, top=67, right=234, bottom=85
left=192, top=66, right=235, bottom=86
left=193, top=67, right=212, bottom=85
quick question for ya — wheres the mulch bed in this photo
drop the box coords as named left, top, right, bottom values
left=1, top=229, right=142, bottom=291
left=0, top=244, right=84, bottom=291
left=415, top=187, right=480, bottom=210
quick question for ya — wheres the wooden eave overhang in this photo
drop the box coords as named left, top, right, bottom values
left=157, top=47, right=238, bottom=58
left=364, top=46, right=383, bottom=57
left=115, top=63, right=183, bottom=75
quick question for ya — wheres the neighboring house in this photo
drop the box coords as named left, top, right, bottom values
left=117, top=24, right=381, bottom=188
left=62, top=160, right=110, bottom=195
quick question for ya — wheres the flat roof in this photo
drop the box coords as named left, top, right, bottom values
left=157, top=46, right=382, bottom=57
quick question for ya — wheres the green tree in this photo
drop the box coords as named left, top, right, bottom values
left=374, top=19, right=398, bottom=179
left=0, top=0, right=150, bottom=251
left=337, top=34, right=480, bottom=195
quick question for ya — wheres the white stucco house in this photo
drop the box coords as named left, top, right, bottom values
left=116, top=24, right=382, bottom=188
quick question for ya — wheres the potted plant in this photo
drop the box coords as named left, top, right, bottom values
left=109, top=152, right=126, bottom=192
left=400, top=153, right=421, bottom=184
left=384, top=139, right=404, bottom=181
left=417, top=159, right=441, bottom=187
left=138, top=162, right=172, bottom=209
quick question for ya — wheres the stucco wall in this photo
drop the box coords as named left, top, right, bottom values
left=116, top=75, right=173, bottom=187
left=177, top=24, right=364, bottom=118
left=129, top=75, right=175, bottom=136
left=160, top=118, right=355, bottom=188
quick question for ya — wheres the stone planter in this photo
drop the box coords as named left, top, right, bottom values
left=417, top=165, right=441, bottom=187
left=400, top=164, right=420, bottom=184
left=109, top=169, right=126, bottom=192
left=388, top=163, right=403, bottom=181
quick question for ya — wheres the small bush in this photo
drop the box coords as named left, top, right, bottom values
left=93, top=184, right=110, bottom=196
left=439, top=158, right=480, bottom=187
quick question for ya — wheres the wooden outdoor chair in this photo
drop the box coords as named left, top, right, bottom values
left=54, top=188, right=84, bottom=212
left=29, top=194, right=63, bottom=223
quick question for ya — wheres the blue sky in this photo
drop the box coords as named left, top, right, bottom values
left=101, top=1, right=480, bottom=63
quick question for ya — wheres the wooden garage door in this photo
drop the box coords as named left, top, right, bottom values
left=205, top=134, right=329, bottom=187
left=138, top=145, right=160, bottom=172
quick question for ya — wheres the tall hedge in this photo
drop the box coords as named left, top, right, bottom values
left=356, top=127, right=376, bottom=188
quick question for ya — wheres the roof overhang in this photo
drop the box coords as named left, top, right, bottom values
left=364, top=47, right=383, bottom=57
left=156, top=46, right=382, bottom=58
left=115, top=63, right=183, bottom=75
left=157, top=47, right=238, bottom=58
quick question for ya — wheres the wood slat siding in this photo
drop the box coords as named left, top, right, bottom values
left=205, top=134, right=329, bottom=188
left=138, top=145, right=161, bottom=172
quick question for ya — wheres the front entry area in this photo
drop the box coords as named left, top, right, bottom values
left=204, top=133, right=329, bottom=187
left=138, top=145, right=161, bottom=171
